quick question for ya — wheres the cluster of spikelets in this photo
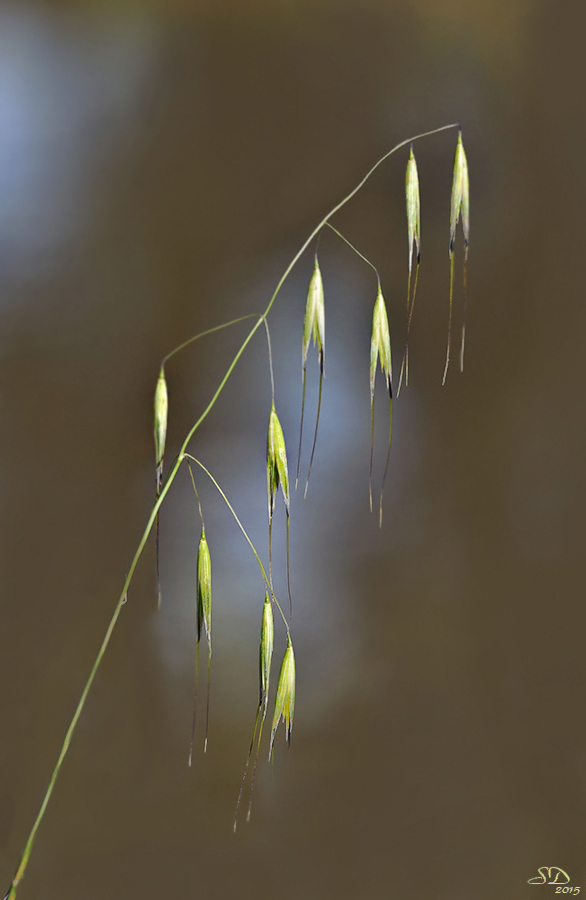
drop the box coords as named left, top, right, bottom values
left=1, top=125, right=470, bottom=900
left=149, top=127, right=470, bottom=829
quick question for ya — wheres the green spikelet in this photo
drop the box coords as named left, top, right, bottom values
left=445, top=128, right=470, bottom=383
left=267, top=401, right=292, bottom=612
left=154, top=366, right=168, bottom=491
left=234, top=593, right=274, bottom=830
left=267, top=402, right=290, bottom=520
left=298, top=255, right=326, bottom=496
left=302, top=257, right=325, bottom=372
left=197, top=530, right=212, bottom=649
left=154, top=365, right=168, bottom=609
left=269, top=636, right=296, bottom=758
left=189, top=528, right=212, bottom=763
left=450, top=129, right=469, bottom=258
left=369, top=286, right=393, bottom=525
left=406, top=144, right=421, bottom=275
left=260, top=593, right=274, bottom=712
left=370, top=286, right=392, bottom=399
left=399, top=145, right=421, bottom=394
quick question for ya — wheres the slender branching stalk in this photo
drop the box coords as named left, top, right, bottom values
left=322, top=223, right=387, bottom=517
left=183, top=454, right=289, bottom=631
left=5, top=122, right=459, bottom=900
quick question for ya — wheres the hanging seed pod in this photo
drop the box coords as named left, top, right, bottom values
left=260, top=593, right=274, bottom=712
left=197, top=529, right=212, bottom=649
left=267, top=401, right=292, bottom=614
left=154, top=366, right=168, bottom=491
left=369, top=286, right=393, bottom=525
left=370, top=286, right=392, bottom=399
left=298, top=255, right=326, bottom=496
left=444, top=129, right=470, bottom=384
left=234, top=593, right=275, bottom=830
left=302, top=257, right=325, bottom=374
left=189, top=524, right=213, bottom=764
left=267, top=402, right=290, bottom=521
left=153, top=365, right=168, bottom=610
left=269, top=636, right=296, bottom=758
left=450, top=129, right=469, bottom=258
left=399, top=145, right=421, bottom=394
left=406, top=144, right=421, bottom=275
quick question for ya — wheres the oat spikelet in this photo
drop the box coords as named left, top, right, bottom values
left=154, top=366, right=168, bottom=490
left=269, top=636, right=295, bottom=758
left=398, top=145, right=421, bottom=395
left=267, top=402, right=290, bottom=521
left=369, top=285, right=393, bottom=524
left=444, top=128, right=470, bottom=384
left=153, top=366, right=168, bottom=609
left=189, top=528, right=212, bottom=764
left=296, top=254, right=325, bottom=497
left=234, top=594, right=274, bottom=830
left=266, top=402, right=292, bottom=615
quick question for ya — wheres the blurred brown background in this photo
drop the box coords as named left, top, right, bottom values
left=1, top=0, right=585, bottom=897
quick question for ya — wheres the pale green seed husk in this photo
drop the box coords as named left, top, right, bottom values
left=233, top=594, right=275, bottom=830
left=450, top=130, right=469, bottom=257
left=406, top=145, right=421, bottom=274
left=369, top=287, right=393, bottom=517
left=302, top=258, right=325, bottom=370
left=297, top=256, right=325, bottom=491
left=269, top=637, right=296, bottom=758
left=154, top=366, right=168, bottom=471
left=404, top=145, right=421, bottom=390
left=260, top=593, right=274, bottom=709
left=267, top=402, right=290, bottom=518
left=197, top=530, right=212, bottom=648
left=370, top=287, right=392, bottom=398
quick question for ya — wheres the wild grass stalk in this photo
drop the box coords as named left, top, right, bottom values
left=4, top=122, right=461, bottom=899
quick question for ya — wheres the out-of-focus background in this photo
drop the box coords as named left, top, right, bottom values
left=1, top=1, right=585, bottom=897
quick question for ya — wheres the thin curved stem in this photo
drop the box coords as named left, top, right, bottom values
left=184, top=455, right=289, bottom=632
left=5, top=122, right=458, bottom=900
left=325, top=222, right=380, bottom=284
left=4, top=452, right=184, bottom=898
left=187, top=461, right=205, bottom=529
left=162, top=314, right=263, bottom=367
left=261, top=316, right=275, bottom=404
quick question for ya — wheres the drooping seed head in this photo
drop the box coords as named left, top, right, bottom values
left=259, top=593, right=274, bottom=712
left=269, top=636, right=295, bottom=758
left=450, top=129, right=469, bottom=259
left=197, top=529, right=212, bottom=650
left=302, top=257, right=325, bottom=374
left=370, top=286, right=392, bottom=398
left=405, top=144, right=421, bottom=274
left=154, top=366, right=168, bottom=471
left=267, top=402, right=290, bottom=519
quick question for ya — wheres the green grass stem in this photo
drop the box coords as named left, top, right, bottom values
left=5, top=122, right=458, bottom=899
